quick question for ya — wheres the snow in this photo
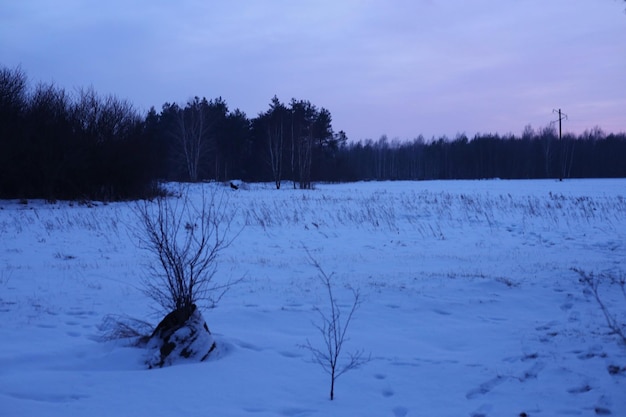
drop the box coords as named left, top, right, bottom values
left=1, top=179, right=625, bottom=417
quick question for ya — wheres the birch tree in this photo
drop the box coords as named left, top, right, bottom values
left=263, top=96, right=286, bottom=189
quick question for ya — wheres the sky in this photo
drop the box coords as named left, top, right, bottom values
left=1, top=0, right=625, bottom=141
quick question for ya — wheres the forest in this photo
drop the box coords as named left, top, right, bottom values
left=1, top=65, right=625, bottom=201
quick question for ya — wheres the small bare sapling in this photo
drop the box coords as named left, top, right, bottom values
left=303, top=253, right=370, bottom=400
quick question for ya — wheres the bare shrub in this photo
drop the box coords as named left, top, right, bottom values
left=133, top=186, right=241, bottom=313
left=0, top=269, right=12, bottom=308
left=574, top=268, right=626, bottom=345
left=302, top=252, right=370, bottom=400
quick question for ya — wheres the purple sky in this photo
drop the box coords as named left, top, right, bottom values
left=2, top=1, right=625, bottom=141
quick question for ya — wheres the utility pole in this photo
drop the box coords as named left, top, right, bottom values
left=552, top=108, right=568, bottom=181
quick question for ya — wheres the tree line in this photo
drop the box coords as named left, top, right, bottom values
left=0, top=66, right=159, bottom=200
left=1, top=65, right=625, bottom=200
left=339, top=126, right=626, bottom=182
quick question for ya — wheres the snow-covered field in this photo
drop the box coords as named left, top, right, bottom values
left=1, top=179, right=625, bottom=417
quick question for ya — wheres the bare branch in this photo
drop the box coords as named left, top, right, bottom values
left=97, top=314, right=153, bottom=346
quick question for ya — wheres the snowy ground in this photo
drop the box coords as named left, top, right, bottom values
left=1, top=179, right=625, bottom=417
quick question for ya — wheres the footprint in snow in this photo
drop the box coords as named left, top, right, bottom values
left=242, top=406, right=266, bottom=413
left=392, top=406, right=408, bottom=417
left=279, top=407, right=314, bottom=416
left=433, top=308, right=451, bottom=316
left=278, top=350, right=302, bottom=359
left=567, top=384, right=592, bottom=394
left=466, top=376, right=506, bottom=399
left=535, top=320, right=559, bottom=331
left=236, top=341, right=263, bottom=352
left=470, top=403, right=492, bottom=417
left=568, top=311, right=580, bottom=323
left=8, top=391, right=88, bottom=403
left=382, top=388, right=394, bottom=398
left=521, top=360, right=545, bottom=380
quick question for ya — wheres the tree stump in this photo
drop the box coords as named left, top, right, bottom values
left=146, top=304, right=217, bottom=368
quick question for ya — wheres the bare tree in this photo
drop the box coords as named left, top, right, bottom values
left=303, top=252, right=370, bottom=400
left=133, top=186, right=241, bottom=313
left=0, top=65, right=28, bottom=113
left=175, top=98, right=214, bottom=182
left=539, top=124, right=557, bottom=178
left=73, top=87, right=142, bottom=143
left=159, top=98, right=215, bottom=182
left=262, top=96, right=286, bottom=189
